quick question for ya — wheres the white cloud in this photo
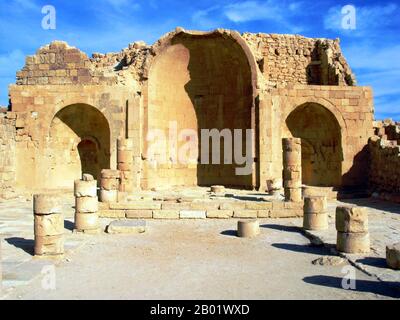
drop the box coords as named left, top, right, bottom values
left=324, top=3, right=398, bottom=35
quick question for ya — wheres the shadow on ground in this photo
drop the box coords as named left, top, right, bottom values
left=271, top=243, right=333, bottom=256
left=356, top=257, right=389, bottom=269
left=261, top=224, right=301, bottom=233
left=340, top=198, right=400, bottom=215
left=303, top=275, right=400, bottom=299
left=5, top=237, right=34, bottom=256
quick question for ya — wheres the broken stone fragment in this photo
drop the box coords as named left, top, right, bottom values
left=386, top=243, right=400, bottom=270
left=33, top=194, right=62, bottom=215
left=74, top=180, right=97, bottom=198
left=304, top=196, right=327, bottom=214
left=34, top=213, right=64, bottom=237
left=336, top=206, right=368, bottom=233
left=312, top=256, right=345, bottom=266
left=82, top=173, right=94, bottom=181
left=106, top=220, right=146, bottom=234
left=211, top=185, right=225, bottom=194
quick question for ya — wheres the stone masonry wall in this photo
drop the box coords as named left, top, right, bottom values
left=369, top=120, right=400, bottom=200
left=0, top=111, right=16, bottom=199
left=242, top=33, right=356, bottom=88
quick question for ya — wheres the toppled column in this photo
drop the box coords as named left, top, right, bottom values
left=117, top=138, right=134, bottom=193
left=336, top=206, right=370, bottom=254
left=282, top=138, right=302, bottom=202
left=303, top=196, right=328, bottom=230
left=237, top=220, right=260, bottom=238
left=33, top=194, right=64, bottom=256
left=74, top=175, right=100, bottom=233
left=386, top=243, right=400, bottom=270
left=100, top=169, right=120, bottom=203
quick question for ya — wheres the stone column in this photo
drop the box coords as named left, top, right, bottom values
left=336, top=206, right=370, bottom=254
left=33, top=194, right=64, bottom=256
left=74, top=175, right=100, bottom=233
left=282, top=138, right=302, bottom=202
left=117, top=138, right=134, bottom=193
left=237, top=220, right=259, bottom=238
left=100, top=169, right=120, bottom=203
left=303, top=196, right=328, bottom=230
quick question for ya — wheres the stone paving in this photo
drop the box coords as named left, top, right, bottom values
left=1, top=189, right=400, bottom=299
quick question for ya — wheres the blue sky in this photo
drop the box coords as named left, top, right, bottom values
left=0, top=0, right=399, bottom=120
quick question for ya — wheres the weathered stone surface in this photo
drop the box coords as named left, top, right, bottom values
left=206, top=210, right=233, bottom=219
left=220, top=201, right=246, bottom=210
left=190, top=201, right=220, bottom=210
left=126, top=210, right=153, bottom=219
left=74, top=180, right=97, bottom=198
left=110, top=201, right=161, bottom=210
left=211, top=185, right=225, bottom=194
left=336, top=232, right=370, bottom=254
left=100, top=190, right=118, bottom=203
left=101, top=169, right=120, bottom=179
left=312, top=256, right=345, bottom=266
left=82, top=174, right=94, bottom=181
left=304, top=196, right=327, bottom=214
left=34, top=235, right=64, bottom=256
left=336, top=206, right=368, bottom=233
left=100, top=178, right=119, bottom=191
left=284, top=188, right=302, bottom=203
left=180, top=210, right=206, bottom=219
left=34, top=214, right=64, bottom=237
left=245, top=201, right=272, bottom=210
left=74, top=212, right=99, bottom=231
left=106, top=220, right=146, bottom=234
left=98, top=209, right=125, bottom=219
left=303, top=213, right=328, bottom=231
left=233, top=210, right=258, bottom=219
left=75, top=197, right=98, bottom=213
left=386, top=243, right=400, bottom=270
left=153, top=210, right=180, bottom=219
left=237, top=220, right=259, bottom=238
left=33, top=195, right=62, bottom=215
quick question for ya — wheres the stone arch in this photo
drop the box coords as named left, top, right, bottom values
left=144, top=29, right=258, bottom=189
left=286, top=102, right=343, bottom=187
left=48, top=103, right=111, bottom=188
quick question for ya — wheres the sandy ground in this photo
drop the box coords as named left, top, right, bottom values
left=5, top=219, right=400, bottom=300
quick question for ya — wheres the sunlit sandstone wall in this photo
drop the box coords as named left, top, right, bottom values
left=6, top=28, right=374, bottom=193
left=0, top=111, right=16, bottom=199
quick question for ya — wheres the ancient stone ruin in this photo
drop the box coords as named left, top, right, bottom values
left=0, top=28, right=376, bottom=198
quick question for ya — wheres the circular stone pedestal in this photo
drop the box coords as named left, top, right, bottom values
left=237, top=220, right=260, bottom=238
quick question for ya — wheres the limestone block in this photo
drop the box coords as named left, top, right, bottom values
left=304, top=196, right=327, bottom=214
left=284, top=179, right=302, bottom=189
left=98, top=210, right=125, bottom=219
left=34, top=213, right=64, bottom=237
left=34, top=235, right=64, bottom=256
left=82, top=174, right=94, bottom=181
left=245, top=201, right=273, bottom=210
left=75, top=197, right=98, bottom=213
left=153, top=210, right=180, bottom=220
left=180, top=210, right=206, bottom=219
left=233, top=210, right=258, bottom=218
left=283, top=151, right=301, bottom=166
left=336, top=232, right=370, bottom=254
left=100, top=189, right=118, bottom=203
left=237, top=220, right=260, bottom=238
left=386, top=243, right=400, bottom=270
left=118, top=162, right=132, bottom=172
left=110, top=202, right=161, bottom=210
left=74, top=180, right=97, bottom=198
left=206, top=210, right=234, bottom=219
left=336, top=206, right=368, bottom=233
left=284, top=188, right=302, bottom=202
left=117, top=138, right=134, bottom=151
left=190, top=201, right=220, bottom=210
left=303, top=213, right=328, bottom=231
left=33, top=195, right=62, bottom=215
left=257, top=210, right=271, bottom=218
left=100, top=178, right=119, bottom=191
left=107, top=220, right=145, bottom=234
left=219, top=201, right=246, bottom=210
left=126, top=210, right=153, bottom=219
left=270, top=209, right=303, bottom=218
left=161, top=202, right=191, bottom=210
left=101, top=169, right=120, bottom=179
left=74, top=212, right=99, bottom=231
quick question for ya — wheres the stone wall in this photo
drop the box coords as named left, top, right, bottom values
left=0, top=111, right=16, bottom=199
left=242, top=33, right=356, bottom=88
left=369, top=120, right=400, bottom=200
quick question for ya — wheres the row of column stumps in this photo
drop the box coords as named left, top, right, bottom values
left=282, top=138, right=302, bottom=203
left=74, top=174, right=100, bottom=233
left=33, top=194, right=64, bottom=256
left=117, top=138, right=134, bottom=193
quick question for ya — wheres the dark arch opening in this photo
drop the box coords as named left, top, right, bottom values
left=49, top=104, right=110, bottom=187
left=286, top=102, right=343, bottom=187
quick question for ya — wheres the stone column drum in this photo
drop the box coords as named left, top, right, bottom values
left=100, top=169, right=120, bottom=203
left=117, top=138, right=134, bottom=193
left=33, top=194, right=64, bottom=256
left=282, top=138, right=302, bottom=202
left=74, top=176, right=100, bottom=233
left=303, top=196, right=328, bottom=230
left=386, top=243, right=400, bottom=270
left=336, top=206, right=370, bottom=254
left=237, top=220, right=260, bottom=238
